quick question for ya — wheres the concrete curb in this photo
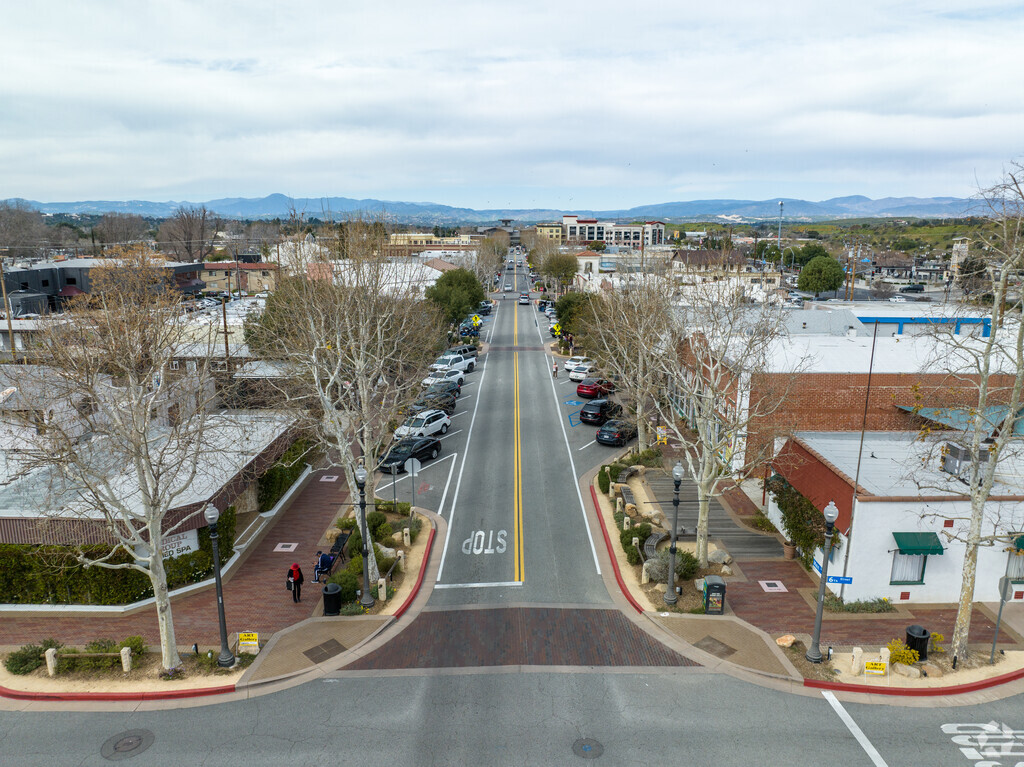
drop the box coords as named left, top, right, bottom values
left=589, top=485, right=643, bottom=614
left=0, top=681, right=236, bottom=702
left=804, top=665, right=1024, bottom=697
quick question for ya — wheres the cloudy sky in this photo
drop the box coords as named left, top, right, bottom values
left=2, top=1, right=1022, bottom=209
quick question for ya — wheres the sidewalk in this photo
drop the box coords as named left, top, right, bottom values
left=0, top=469, right=349, bottom=649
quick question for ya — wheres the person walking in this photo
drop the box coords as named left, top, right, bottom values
left=287, top=562, right=304, bottom=602
left=552, top=361, right=558, bottom=379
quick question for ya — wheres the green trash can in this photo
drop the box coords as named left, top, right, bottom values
left=702, top=575, right=726, bottom=615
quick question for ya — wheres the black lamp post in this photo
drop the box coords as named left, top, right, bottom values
left=203, top=504, right=235, bottom=668
left=354, top=465, right=375, bottom=609
left=664, top=461, right=686, bottom=606
left=806, top=500, right=840, bottom=663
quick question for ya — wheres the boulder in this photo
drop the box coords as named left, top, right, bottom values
left=720, top=565, right=733, bottom=576
left=708, top=549, right=733, bottom=565
left=892, top=662, right=921, bottom=679
left=776, top=635, right=796, bottom=648
left=392, top=531, right=404, bottom=544
left=625, top=503, right=638, bottom=516
left=375, top=543, right=397, bottom=560
left=694, top=578, right=706, bottom=593
left=920, top=662, right=944, bottom=678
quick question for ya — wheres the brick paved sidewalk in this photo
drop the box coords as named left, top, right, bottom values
left=0, top=470, right=349, bottom=649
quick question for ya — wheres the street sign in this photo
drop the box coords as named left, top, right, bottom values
left=404, top=457, right=421, bottom=476
left=471, top=315, right=482, bottom=327
left=812, top=558, right=822, bottom=574
left=552, top=323, right=561, bottom=336
left=827, top=575, right=853, bottom=585
left=999, top=575, right=1014, bottom=603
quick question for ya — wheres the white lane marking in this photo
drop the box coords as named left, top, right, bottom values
left=434, top=581, right=523, bottom=590
left=535, top=319, right=601, bottom=575
left=436, top=344, right=489, bottom=582
left=375, top=453, right=457, bottom=491
left=578, top=439, right=596, bottom=451
left=450, top=411, right=466, bottom=418
left=821, top=691, right=889, bottom=767
left=438, top=429, right=463, bottom=440
left=434, top=445, right=458, bottom=521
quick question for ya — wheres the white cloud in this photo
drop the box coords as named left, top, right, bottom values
left=0, top=0, right=1021, bottom=207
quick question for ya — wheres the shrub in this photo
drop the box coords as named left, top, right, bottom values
left=365, top=511, right=388, bottom=539
left=623, top=447, right=663, bottom=467
left=378, top=556, right=397, bottom=575
left=78, top=639, right=120, bottom=671
left=886, top=638, right=920, bottom=666
left=377, top=522, right=394, bottom=541
left=336, top=517, right=357, bottom=530
left=120, top=636, right=147, bottom=656
left=404, top=516, right=423, bottom=543
left=348, top=527, right=363, bottom=557
left=613, top=510, right=625, bottom=529
left=344, top=554, right=363, bottom=577
left=331, top=571, right=359, bottom=602
left=749, top=512, right=778, bottom=534
left=930, top=632, right=946, bottom=653
left=644, top=549, right=700, bottom=583
left=824, top=595, right=894, bottom=613
left=765, top=476, right=842, bottom=569
left=4, top=639, right=61, bottom=675
left=257, top=439, right=310, bottom=512
left=607, top=464, right=627, bottom=484
left=597, top=467, right=610, bottom=495
left=374, top=500, right=411, bottom=515
left=337, top=602, right=367, bottom=615
left=619, top=522, right=651, bottom=566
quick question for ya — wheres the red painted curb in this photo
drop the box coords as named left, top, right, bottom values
left=394, top=526, right=435, bottom=619
left=590, top=485, right=644, bottom=614
left=0, top=682, right=235, bottom=702
left=804, top=664, right=1024, bottom=697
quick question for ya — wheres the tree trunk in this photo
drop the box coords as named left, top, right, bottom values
left=695, top=492, right=711, bottom=568
left=147, top=554, right=182, bottom=671
left=949, top=501, right=984, bottom=661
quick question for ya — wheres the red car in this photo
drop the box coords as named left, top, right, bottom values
left=576, top=377, right=615, bottom=399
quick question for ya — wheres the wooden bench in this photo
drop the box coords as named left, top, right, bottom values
left=620, top=485, right=636, bottom=509
left=644, top=532, right=668, bottom=561
left=322, top=530, right=352, bottom=578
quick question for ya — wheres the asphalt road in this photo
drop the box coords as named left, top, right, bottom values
left=3, top=262, right=1021, bottom=765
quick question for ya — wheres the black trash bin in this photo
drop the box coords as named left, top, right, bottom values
left=906, top=624, right=929, bottom=661
left=702, top=575, right=726, bottom=615
left=323, top=582, right=342, bottom=616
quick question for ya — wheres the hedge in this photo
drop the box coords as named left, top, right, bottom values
left=0, top=507, right=236, bottom=605
left=257, top=439, right=310, bottom=512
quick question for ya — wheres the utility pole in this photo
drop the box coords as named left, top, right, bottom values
left=777, top=201, right=783, bottom=256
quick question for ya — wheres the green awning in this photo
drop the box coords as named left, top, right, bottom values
left=1014, top=535, right=1024, bottom=551
left=893, top=532, right=944, bottom=556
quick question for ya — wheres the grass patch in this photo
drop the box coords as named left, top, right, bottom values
left=824, top=595, right=895, bottom=613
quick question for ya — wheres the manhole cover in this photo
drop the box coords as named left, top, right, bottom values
left=572, top=738, right=604, bottom=759
left=101, top=729, right=155, bottom=761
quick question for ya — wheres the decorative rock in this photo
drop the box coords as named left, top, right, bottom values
left=776, top=634, right=796, bottom=648
left=392, top=531, right=404, bottom=543
left=850, top=647, right=864, bottom=675
left=920, top=662, right=943, bottom=678
left=694, top=578, right=706, bottom=592
left=375, top=543, right=397, bottom=560
left=708, top=549, right=733, bottom=565
left=893, top=662, right=921, bottom=678
left=625, top=503, right=638, bottom=516
left=720, top=565, right=733, bottom=576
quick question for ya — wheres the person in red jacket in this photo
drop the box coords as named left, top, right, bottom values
left=287, top=563, right=304, bottom=602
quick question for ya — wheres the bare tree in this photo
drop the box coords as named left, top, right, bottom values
left=249, top=219, right=446, bottom=583
left=0, top=201, right=47, bottom=259
left=4, top=248, right=238, bottom=671
left=159, top=205, right=215, bottom=262
left=476, top=235, right=508, bottom=284
left=869, top=278, right=895, bottom=299
left=95, top=213, right=149, bottom=247
left=914, top=164, right=1024, bottom=661
left=653, top=271, right=804, bottom=567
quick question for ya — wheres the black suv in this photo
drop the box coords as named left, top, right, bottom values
left=579, top=399, right=622, bottom=425
left=900, top=284, right=925, bottom=293
left=380, top=437, right=441, bottom=473
left=426, top=380, right=461, bottom=399
left=409, top=391, right=456, bottom=415
left=596, top=419, right=638, bottom=446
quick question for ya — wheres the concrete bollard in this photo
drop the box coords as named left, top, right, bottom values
left=378, top=578, right=387, bottom=601
left=623, top=516, right=631, bottom=530
left=397, top=550, right=406, bottom=572
left=403, top=528, right=411, bottom=547
left=45, top=647, right=58, bottom=677
left=850, top=647, right=864, bottom=676
left=616, top=497, right=623, bottom=514
left=121, top=646, right=132, bottom=673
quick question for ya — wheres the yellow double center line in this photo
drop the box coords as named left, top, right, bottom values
left=512, top=301, right=525, bottom=582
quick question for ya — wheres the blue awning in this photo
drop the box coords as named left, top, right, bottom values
left=897, top=405, right=1024, bottom=436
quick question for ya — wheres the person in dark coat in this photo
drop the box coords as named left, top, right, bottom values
left=287, top=563, right=304, bottom=602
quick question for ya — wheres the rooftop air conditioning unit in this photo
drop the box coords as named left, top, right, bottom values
left=942, top=442, right=990, bottom=478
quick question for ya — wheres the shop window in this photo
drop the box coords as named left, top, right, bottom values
left=890, top=553, right=926, bottom=585
left=1007, top=553, right=1024, bottom=583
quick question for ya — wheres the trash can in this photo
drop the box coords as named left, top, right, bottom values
left=702, top=575, right=726, bottom=615
left=905, top=625, right=928, bottom=661
left=322, top=582, right=342, bottom=617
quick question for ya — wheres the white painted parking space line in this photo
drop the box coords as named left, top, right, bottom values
left=434, top=581, right=523, bottom=590
left=376, top=453, right=457, bottom=492
left=821, top=691, right=889, bottom=767
left=450, top=411, right=466, bottom=418
left=578, top=439, right=596, bottom=451
left=438, top=430, right=463, bottom=440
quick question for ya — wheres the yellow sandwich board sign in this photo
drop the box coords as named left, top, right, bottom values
left=864, top=661, right=886, bottom=675
left=238, top=632, right=260, bottom=654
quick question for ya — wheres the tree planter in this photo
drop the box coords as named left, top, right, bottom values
left=783, top=541, right=797, bottom=560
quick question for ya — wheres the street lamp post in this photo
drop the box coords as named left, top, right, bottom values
left=354, top=465, right=375, bottom=609
left=806, top=501, right=840, bottom=663
left=664, top=461, right=686, bottom=606
left=777, top=201, right=783, bottom=255
left=203, top=504, right=235, bottom=668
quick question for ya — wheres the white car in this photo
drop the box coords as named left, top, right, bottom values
left=889, top=296, right=907, bottom=303
left=564, top=355, right=591, bottom=372
left=422, top=368, right=465, bottom=388
left=569, top=363, right=597, bottom=381
left=394, top=409, right=451, bottom=438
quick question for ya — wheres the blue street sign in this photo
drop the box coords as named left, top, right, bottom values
left=827, top=576, right=853, bottom=585
left=812, top=558, right=822, bottom=574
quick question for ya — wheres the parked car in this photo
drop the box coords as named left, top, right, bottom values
left=577, top=377, right=614, bottom=398
left=900, top=284, right=925, bottom=293
left=425, top=380, right=461, bottom=399
left=596, top=419, right=638, bottom=446
left=537, top=299, right=550, bottom=312
left=430, top=353, right=474, bottom=374
left=380, top=437, right=442, bottom=473
left=477, top=301, right=493, bottom=316
left=447, top=344, right=478, bottom=360
left=579, top=398, right=622, bottom=425
left=422, top=368, right=465, bottom=388
left=459, top=324, right=480, bottom=337
left=564, top=355, right=591, bottom=372
left=518, top=293, right=530, bottom=305
left=569, top=363, right=597, bottom=382
left=408, top=391, right=456, bottom=415
left=889, top=296, right=907, bottom=303
left=394, top=409, right=451, bottom=438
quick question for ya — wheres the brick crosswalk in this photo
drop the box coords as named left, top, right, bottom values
left=0, top=470, right=349, bottom=649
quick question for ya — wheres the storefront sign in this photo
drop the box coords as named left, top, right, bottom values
left=160, top=529, right=199, bottom=559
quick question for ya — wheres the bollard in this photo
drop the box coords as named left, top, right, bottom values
left=623, top=516, right=631, bottom=530
left=378, top=578, right=387, bottom=601
left=850, top=647, right=864, bottom=676
left=397, top=550, right=406, bottom=572
left=121, top=646, right=132, bottom=673
left=45, top=647, right=58, bottom=677
left=403, top=527, right=411, bottom=547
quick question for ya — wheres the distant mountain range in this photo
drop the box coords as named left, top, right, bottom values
left=5, top=193, right=980, bottom=224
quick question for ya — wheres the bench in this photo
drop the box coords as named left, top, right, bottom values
left=620, top=485, right=636, bottom=509
left=644, top=532, right=668, bottom=561
left=316, top=530, right=352, bottom=580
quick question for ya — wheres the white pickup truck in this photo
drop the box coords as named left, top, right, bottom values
left=429, top=352, right=475, bottom=374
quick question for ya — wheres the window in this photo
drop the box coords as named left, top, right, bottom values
left=1007, top=553, right=1024, bottom=583
left=890, top=553, right=926, bottom=585
left=41, top=279, right=49, bottom=287
left=170, top=361, right=180, bottom=371
left=66, top=277, right=77, bottom=285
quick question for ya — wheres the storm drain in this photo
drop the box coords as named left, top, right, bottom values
left=572, top=738, right=604, bottom=759
left=101, top=730, right=154, bottom=761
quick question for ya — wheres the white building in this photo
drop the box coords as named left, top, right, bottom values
left=562, top=215, right=665, bottom=246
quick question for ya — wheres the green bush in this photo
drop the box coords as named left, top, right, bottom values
left=623, top=447, right=663, bottom=467
left=765, top=476, right=842, bottom=569
left=345, top=554, right=363, bottom=576
left=337, top=602, right=367, bottom=615
left=336, top=517, right=357, bottom=530
left=404, top=516, right=423, bottom=543
left=3, top=639, right=61, bottom=675
left=749, top=511, right=778, bottom=534
left=619, top=522, right=651, bottom=566
left=348, top=527, right=363, bottom=558
left=597, top=467, right=610, bottom=495
left=366, top=511, right=388, bottom=539
left=257, top=439, right=310, bottom=512
left=824, top=595, right=894, bottom=614
left=78, top=639, right=120, bottom=671
left=120, top=636, right=147, bottom=656
left=378, top=556, right=397, bottom=575
left=607, top=464, right=627, bottom=484
left=613, top=510, right=625, bottom=529
left=643, top=550, right=699, bottom=583
left=330, top=570, right=360, bottom=602
left=373, top=500, right=411, bottom=515
left=377, top=522, right=394, bottom=541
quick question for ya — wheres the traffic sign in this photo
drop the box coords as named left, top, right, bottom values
left=827, top=575, right=853, bottom=585
left=404, top=457, right=421, bottom=476
left=471, top=315, right=482, bottom=327
left=552, top=323, right=561, bottom=336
